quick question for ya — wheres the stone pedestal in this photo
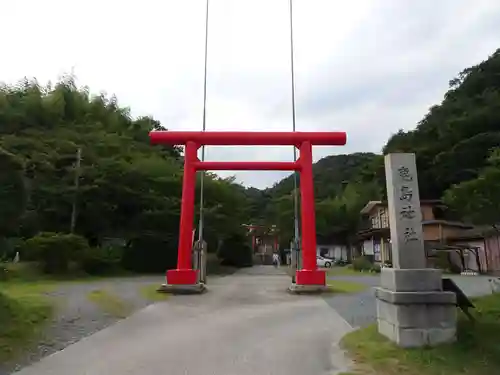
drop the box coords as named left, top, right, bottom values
left=375, top=268, right=457, bottom=348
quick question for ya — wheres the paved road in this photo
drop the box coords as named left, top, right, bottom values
left=13, top=267, right=354, bottom=375
left=325, top=272, right=495, bottom=328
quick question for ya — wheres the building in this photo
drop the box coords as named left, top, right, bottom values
left=356, top=200, right=477, bottom=267
left=445, top=226, right=500, bottom=274
left=243, top=224, right=279, bottom=265
left=316, top=243, right=349, bottom=261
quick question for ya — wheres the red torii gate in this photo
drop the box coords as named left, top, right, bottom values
left=149, top=130, right=347, bottom=286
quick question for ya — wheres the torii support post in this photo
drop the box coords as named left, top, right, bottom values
left=150, top=131, right=347, bottom=290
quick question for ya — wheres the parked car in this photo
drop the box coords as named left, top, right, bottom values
left=316, top=255, right=332, bottom=268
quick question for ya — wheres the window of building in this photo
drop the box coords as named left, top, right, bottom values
left=380, top=208, right=389, bottom=228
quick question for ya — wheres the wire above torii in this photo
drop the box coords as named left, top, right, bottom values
left=197, top=0, right=210, bottom=244
left=195, top=0, right=302, bottom=251
left=289, top=0, right=300, bottom=254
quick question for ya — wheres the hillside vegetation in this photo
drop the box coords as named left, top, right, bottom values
left=0, top=76, right=253, bottom=272
left=262, top=48, right=500, bottom=244
left=1, top=48, right=500, bottom=271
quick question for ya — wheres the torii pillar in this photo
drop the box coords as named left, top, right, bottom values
left=150, top=131, right=347, bottom=293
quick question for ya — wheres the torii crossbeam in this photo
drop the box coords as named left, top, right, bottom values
left=150, top=130, right=347, bottom=287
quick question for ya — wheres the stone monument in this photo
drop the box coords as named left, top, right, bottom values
left=374, top=153, right=457, bottom=347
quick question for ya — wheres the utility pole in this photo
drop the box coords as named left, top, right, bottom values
left=70, top=147, right=81, bottom=234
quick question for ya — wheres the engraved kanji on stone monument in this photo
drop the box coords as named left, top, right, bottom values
left=384, top=153, right=425, bottom=269
left=377, top=153, right=457, bottom=349
left=400, top=205, right=416, bottom=220
left=397, top=166, right=413, bottom=182
left=399, top=186, right=413, bottom=202
left=403, top=227, right=419, bottom=243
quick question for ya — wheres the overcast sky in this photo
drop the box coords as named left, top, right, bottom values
left=2, top=0, right=500, bottom=188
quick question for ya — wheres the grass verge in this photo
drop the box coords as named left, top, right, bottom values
left=0, top=283, right=54, bottom=364
left=139, top=284, right=169, bottom=302
left=341, top=293, right=500, bottom=375
left=327, top=267, right=377, bottom=277
left=327, top=280, right=369, bottom=294
left=87, top=289, right=132, bottom=318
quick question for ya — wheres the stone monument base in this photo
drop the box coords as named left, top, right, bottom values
left=375, top=268, right=457, bottom=348
left=157, top=283, right=207, bottom=295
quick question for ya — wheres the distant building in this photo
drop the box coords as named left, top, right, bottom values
left=354, top=200, right=497, bottom=273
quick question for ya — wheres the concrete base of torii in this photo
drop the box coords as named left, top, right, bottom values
left=157, top=283, right=207, bottom=295
left=287, top=283, right=329, bottom=294
left=157, top=269, right=207, bottom=295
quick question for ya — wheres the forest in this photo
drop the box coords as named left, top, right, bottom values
left=1, top=47, right=500, bottom=274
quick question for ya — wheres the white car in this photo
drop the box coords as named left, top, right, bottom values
left=316, top=255, right=333, bottom=268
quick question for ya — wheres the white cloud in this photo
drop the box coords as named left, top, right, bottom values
left=2, top=0, right=500, bottom=188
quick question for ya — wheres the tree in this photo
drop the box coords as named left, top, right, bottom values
left=0, top=77, right=255, bottom=271
left=0, top=147, right=26, bottom=236
left=0, top=147, right=27, bottom=257
left=443, top=148, right=500, bottom=226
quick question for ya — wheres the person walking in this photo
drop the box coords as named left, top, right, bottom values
left=272, top=252, right=280, bottom=268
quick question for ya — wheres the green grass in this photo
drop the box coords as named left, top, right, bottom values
left=327, top=267, right=377, bottom=277
left=2, top=261, right=141, bottom=283
left=327, top=280, right=369, bottom=294
left=341, top=293, right=500, bottom=375
left=0, top=283, right=54, bottom=363
left=139, top=284, right=169, bottom=302
left=87, top=289, right=132, bottom=318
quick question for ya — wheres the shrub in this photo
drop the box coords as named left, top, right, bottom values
left=0, top=263, right=8, bottom=281
left=433, top=252, right=452, bottom=272
left=217, top=233, right=253, bottom=268
left=122, top=235, right=178, bottom=273
left=23, top=232, right=89, bottom=274
left=352, top=256, right=373, bottom=272
left=370, top=264, right=381, bottom=273
left=0, top=262, right=41, bottom=281
left=81, top=245, right=124, bottom=275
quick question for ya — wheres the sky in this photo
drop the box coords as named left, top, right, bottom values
left=2, top=0, right=500, bottom=189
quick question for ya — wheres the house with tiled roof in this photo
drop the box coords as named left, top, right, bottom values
left=355, top=200, right=499, bottom=274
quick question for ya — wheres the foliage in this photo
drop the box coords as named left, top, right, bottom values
left=260, top=153, right=384, bottom=248
left=217, top=231, right=253, bottom=267
left=23, top=232, right=89, bottom=274
left=0, top=147, right=27, bottom=241
left=0, top=76, right=254, bottom=272
left=0, top=265, right=7, bottom=281
left=4, top=47, right=500, bottom=274
left=340, top=293, right=500, bottom=375
left=327, top=279, right=368, bottom=293
left=351, top=256, right=373, bottom=272
left=261, top=47, right=500, bottom=245
left=81, top=245, right=124, bottom=275
left=0, top=262, right=41, bottom=282
left=384, top=49, right=500, bottom=200
left=121, top=235, right=178, bottom=273
left=0, top=285, right=53, bottom=364
left=370, top=264, right=381, bottom=273
left=443, top=148, right=500, bottom=225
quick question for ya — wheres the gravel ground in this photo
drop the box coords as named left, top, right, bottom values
left=1, top=270, right=496, bottom=374
left=324, top=272, right=496, bottom=328
left=1, top=275, right=163, bottom=375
